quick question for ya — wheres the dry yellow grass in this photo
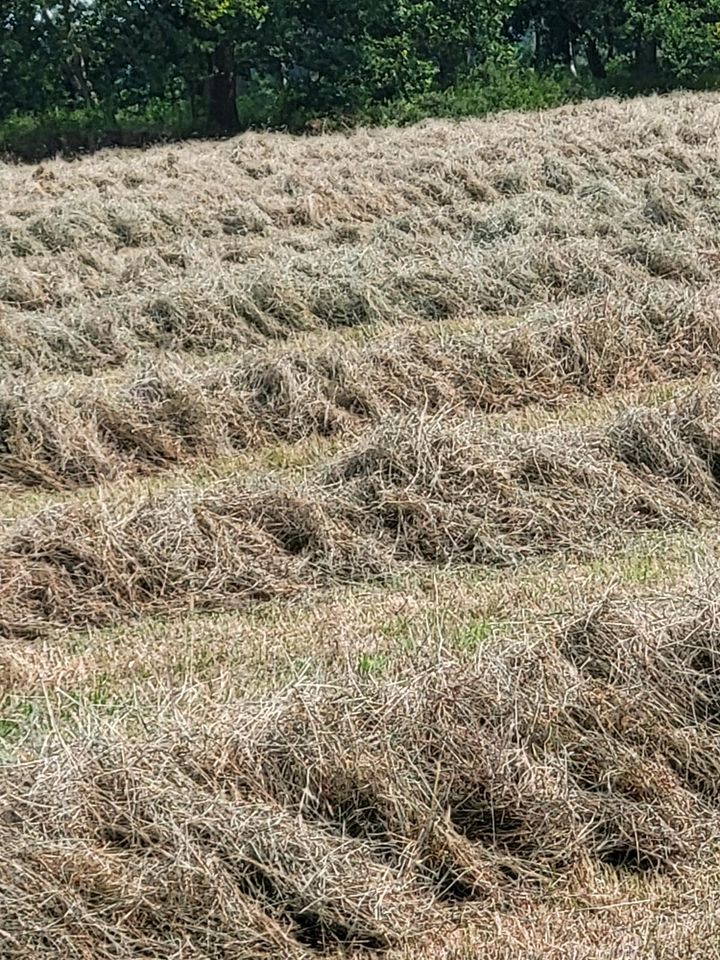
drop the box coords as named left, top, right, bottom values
left=2, top=383, right=720, bottom=638
left=1, top=90, right=719, bottom=378
left=3, top=90, right=720, bottom=958
left=2, top=280, right=719, bottom=491
left=5, top=582, right=720, bottom=957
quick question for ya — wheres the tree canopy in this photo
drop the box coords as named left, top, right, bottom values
left=1, top=0, right=719, bottom=141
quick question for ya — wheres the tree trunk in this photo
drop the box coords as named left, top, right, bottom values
left=635, top=34, right=658, bottom=74
left=554, top=18, right=579, bottom=76
left=532, top=20, right=545, bottom=71
left=605, top=13, right=616, bottom=61
left=43, top=4, right=97, bottom=107
left=64, top=49, right=97, bottom=105
left=208, top=39, right=239, bottom=135
left=585, top=35, right=606, bottom=79
left=566, top=32, right=578, bottom=77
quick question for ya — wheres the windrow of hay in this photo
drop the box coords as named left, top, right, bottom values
left=3, top=280, right=719, bottom=491
left=1, top=92, right=719, bottom=376
left=3, top=91, right=719, bottom=249
left=4, top=589, right=720, bottom=956
left=5, top=90, right=720, bottom=960
left=0, top=231, right=671, bottom=375
left=1, top=384, right=719, bottom=638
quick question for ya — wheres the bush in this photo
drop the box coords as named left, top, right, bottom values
left=1, top=52, right=716, bottom=162
left=363, top=61, right=594, bottom=127
left=0, top=100, right=198, bottom=162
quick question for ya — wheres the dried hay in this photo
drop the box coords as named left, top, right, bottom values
left=1, top=385, right=719, bottom=637
left=4, top=590, right=720, bottom=954
left=1, top=92, right=719, bottom=377
left=3, top=281, right=719, bottom=491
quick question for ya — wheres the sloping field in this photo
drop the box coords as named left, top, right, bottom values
left=3, top=91, right=720, bottom=958
left=2, top=90, right=720, bottom=379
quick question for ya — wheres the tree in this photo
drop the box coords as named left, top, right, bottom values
left=182, top=0, right=267, bottom=133
left=512, top=0, right=626, bottom=78
left=254, top=0, right=514, bottom=123
left=87, top=0, right=200, bottom=112
left=645, top=0, right=720, bottom=81
left=1, top=1, right=79, bottom=114
left=2, top=0, right=719, bottom=147
left=46, top=0, right=98, bottom=104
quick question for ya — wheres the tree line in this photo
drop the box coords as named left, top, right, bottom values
left=2, top=0, right=719, bottom=145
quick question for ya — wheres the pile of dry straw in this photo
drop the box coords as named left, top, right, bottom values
left=3, top=591, right=720, bottom=956
left=1, top=384, right=719, bottom=639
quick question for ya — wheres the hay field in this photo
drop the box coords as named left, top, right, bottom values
left=3, top=90, right=720, bottom=958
